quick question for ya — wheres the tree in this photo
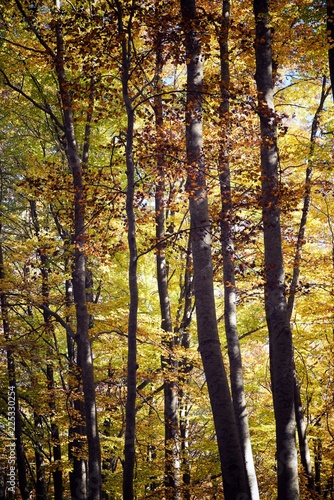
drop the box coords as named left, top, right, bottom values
left=0, top=171, right=29, bottom=499
left=219, top=1, right=259, bottom=497
left=111, top=1, right=139, bottom=498
left=0, top=2, right=103, bottom=497
left=253, top=1, right=299, bottom=498
left=153, top=34, right=181, bottom=498
left=180, top=0, right=248, bottom=497
left=327, top=0, right=334, bottom=98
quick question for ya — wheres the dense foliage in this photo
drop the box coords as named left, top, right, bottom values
left=0, top=0, right=333, bottom=498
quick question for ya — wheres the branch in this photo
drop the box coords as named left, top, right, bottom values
left=0, top=36, right=46, bottom=54
left=137, top=226, right=192, bottom=260
left=287, top=76, right=331, bottom=319
left=39, top=304, right=76, bottom=339
left=0, top=69, right=64, bottom=132
left=14, top=0, right=56, bottom=59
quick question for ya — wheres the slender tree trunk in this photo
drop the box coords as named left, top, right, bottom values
left=0, top=241, right=30, bottom=500
left=66, top=277, right=88, bottom=500
left=180, top=1, right=248, bottom=497
left=122, top=57, right=138, bottom=500
left=46, top=363, right=63, bottom=500
left=34, top=414, right=47, bottom=500
left=287, top=77, right=330, bottom=493
left=153, top=38, right=180, bottom=499
left=177, top=240, right=193, bottom=500
left=116, top=3, right=139, bottom=498
left=287, top=77, right=330, bottom=318
left=219, top=2, right=259, bottom=498
left=327, top=0, right=334, bottom=100
left=253, top=1, right=299, bottom=498
left=314, top=426, right=323, bottom=495
left=5, top=2, right=101, bottom=497
left=30, top=200, right=63, bottom=500
left=1, top=161, right=29, bottom=500
left=55, top=10, right=101, bottom=498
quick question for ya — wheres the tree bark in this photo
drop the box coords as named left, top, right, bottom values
left=219, top=2, right=259, bottom=498
left=30, top=200, right=63, bottom=500
left=253, top=1, right=299, bottom=498
left=115, top=2, right=139, bottom=498
left=0, top=240, right=30, bottom=500
left=177, top=239, right=193, bottom=500
left=65, top=276, right=88, bottom=500
left=287, top=77, right=330, bottom=492
left=53, top=7, right=102, bottom=498
left=327, top=0, right=334, bottom=100
left=153, top=37, right=181, bottom=499
left=34, top=414, right=47, bottom=500
left=180, top=0, right=248, bottom=497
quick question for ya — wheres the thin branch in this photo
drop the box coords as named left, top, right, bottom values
left=14, top=0, right=56, bottom=59
left=39, top=304, right=76, bottom=339
left=0, top=36, right=46, bottom=54
left=287, top=77, right=331, bottom=319
left=0, top=69, right=64, bottom=132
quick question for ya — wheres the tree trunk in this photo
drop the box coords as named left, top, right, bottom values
left=116, top=2, right=139, bottom=498
left=219, top=2, right=259, bottom=498
left=34, top=414, right=47, bottom=500
left=66, top=277, right=88, bottom=500
left=0, top=242, right=29, bottom=500
left=314, top=428, right=322, bottom=495
left=287, top=77, right=330, bottom=318
left=327, top=0, right=334, bottom=100
left=253, top=1, right=299, bottom=498
left=153, top=38, right=180, bottom=499
left=55, top=10, right=102, bottom=498
left=46, top=363, right=63, bottom=500
left=30, top=200, right=63, bottom=500
left=177, top=240, right=193, bottom=500
left=287, top=77, right=330, bottom=493
left=180, top=1, right=248, bottom=497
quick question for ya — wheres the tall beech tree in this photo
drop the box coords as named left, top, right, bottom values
left=219, top=1, right=259, bottom=498
left=1, top=1, right=103, bottom=497
left=254, top=1, right=299, bottom=498
left=0, top=241, right=29, bottom=500
left=30, top=199, right=63, bottom=500
left=287, top=77, right=331, bottom=493
left=328, top=0, right=334, bottom=98
left=153, top=40, right=181, bottom=498
left=180, top=0, right=248, bottom=497
left=54, top=4, right=102, bottom=497
left=112, top=1, right=139, bottom=498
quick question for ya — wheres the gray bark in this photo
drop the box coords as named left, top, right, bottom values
left=34, top=414, right=47, bottom=500
left=55, top=12, right=101, bottom=499
left=115, top=2, right=139, bottom=498
left=153, top=40, right=181, bottom=498
left=287, top=77, right=330, bottom=492
left=66, top=277, right=88, bottom=500
left=253, top=1, right=299, bottom=498
left=327, top=1, right=334, bottom=100
left=30, top=200, right=63, bottom=500
left=0, top=240, right=29, bottom=500
left=177, top=239, right=193, bottom=500
left=219, top=2, right=259, bottom=498
left=180, top=0, right=248, bottom=497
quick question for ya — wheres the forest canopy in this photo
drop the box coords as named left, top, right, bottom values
left=0, top=0, right=333, bottom=499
